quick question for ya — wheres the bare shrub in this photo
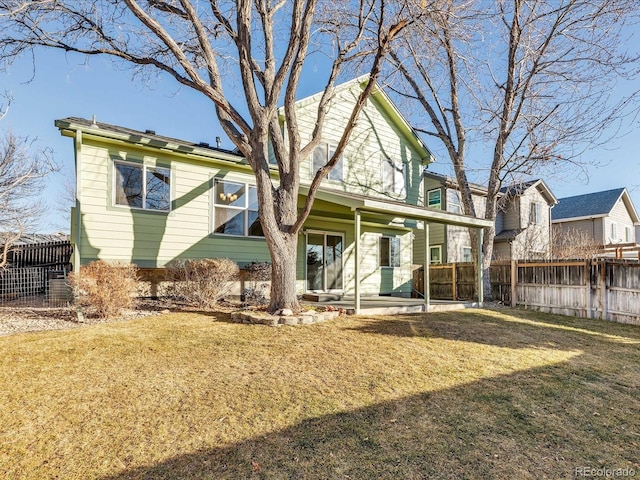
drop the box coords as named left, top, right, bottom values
left=167, top=258, right=239, bottom=309
left=69, top=261, right=138, bottom=319
left=552, top=226, right=601, bottom=259
left=242, top=261, right=271, bottom=307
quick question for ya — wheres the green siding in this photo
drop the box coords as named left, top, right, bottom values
left=78, top=141, right=272, bottom=268
left=294, top=86, right=425, bottom=208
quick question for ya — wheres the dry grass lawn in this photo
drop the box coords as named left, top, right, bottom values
left=0, top=307, right=638, bottom=479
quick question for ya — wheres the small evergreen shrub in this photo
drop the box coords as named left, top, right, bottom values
left=69, top=260, right=138, bottom=319
left=167, top=258, right=239, bottom=308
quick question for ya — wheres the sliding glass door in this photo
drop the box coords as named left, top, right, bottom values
left=306, top=232, right=344, bottom=292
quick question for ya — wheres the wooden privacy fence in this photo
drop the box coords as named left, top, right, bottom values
left=414, top=259, right=640, bottom=325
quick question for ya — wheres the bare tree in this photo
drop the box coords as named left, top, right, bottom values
left=0, top=129, right=58, bottom=267
left=0, top=0, right=428, bottom=312
left=388, top=0, right=639, bottom=299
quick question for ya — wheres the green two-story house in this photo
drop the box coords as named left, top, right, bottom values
left=57, top=78, right=491, bottom=310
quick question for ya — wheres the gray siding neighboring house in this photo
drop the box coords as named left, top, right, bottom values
left=416, top=172, right=557, bottom=263
left=552, top=188, right=640, bottom=249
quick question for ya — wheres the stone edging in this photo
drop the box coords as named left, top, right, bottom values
left=230, top=310, right=341, bottom=326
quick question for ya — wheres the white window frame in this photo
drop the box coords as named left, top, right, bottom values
left=312, top=143, right=343, bottom=182
left=430, top=245, right=442, bottom=264
left=427, top=189, right=442, bottom=210
left=625, top=226, right=633, bottom=243
left=113, top=160, right=171, bottom=212
left=447, top=189, right=462, bottom=214
left=212, top=179, right=263, bottom=237
left=379, top=236, right=401, bottom=268
left=381, top=156, right=407, bottom=198
left=610, top=222, right=617, bottom=242
left=529, top=202, right=542, bottom=225
left=462, top=246, right=473, bottom=263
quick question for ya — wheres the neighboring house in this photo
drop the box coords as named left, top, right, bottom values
left=552, top=188, right=640, bottom=252
left=56, top=77, right=491, bottom=307
left=417, top=172, right=557, bottom=263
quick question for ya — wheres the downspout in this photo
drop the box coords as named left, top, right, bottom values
left=72, top=130, right=82, bottom=271
left=354, top=209, right=361, bottom=314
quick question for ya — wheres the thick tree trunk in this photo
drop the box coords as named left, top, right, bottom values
left=267, top=232, right=300, bottom=312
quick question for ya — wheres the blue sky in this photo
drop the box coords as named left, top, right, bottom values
left=2, top=48, right=640, bottom=233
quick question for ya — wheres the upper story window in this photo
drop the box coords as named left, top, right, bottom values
left=610, top=222, right=617, bottom=242
left=312, top=143, right=343, bottom=182
left=427, top=189, right=442, bottom=210
left=462, top=246, right=473, bottom=263
left=379, top=236, right=401, bottom=268
left=529, top=202, right=542, bottom=225
left=114, top=161, right=170, bottom=211
left=213, top=179, right=264, bottom=237
left=625, top=226, right=633, bottom=243
left=447, top=189, right=462, bottom=214
left=381, top=157, right=406, bottom=197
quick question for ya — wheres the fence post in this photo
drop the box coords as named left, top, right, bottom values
left=452, top=263, right=457, bottom=301
left=510, top=260, right=517, bottom=307
left=586, top=260, right=592, bottom=319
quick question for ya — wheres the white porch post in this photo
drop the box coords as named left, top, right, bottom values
left=354, top=209, right=361, bottom=314
left=477, top=227, right=484, bottom=307
left=423, top=220, right=430, bottom=311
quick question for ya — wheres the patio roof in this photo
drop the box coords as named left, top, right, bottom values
left=306, top=187, right=494, bottom=229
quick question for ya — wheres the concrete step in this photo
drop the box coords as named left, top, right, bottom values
left=302, top=293, right=343, bottom=302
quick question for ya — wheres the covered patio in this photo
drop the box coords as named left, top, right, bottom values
left=308, top=188, right=495, bottom=314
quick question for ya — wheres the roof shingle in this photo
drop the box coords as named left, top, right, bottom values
left=552, top=188, right=625, bottom=221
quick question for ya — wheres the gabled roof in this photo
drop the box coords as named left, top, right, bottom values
left=423, top=171, right=489, bottom=196
left=424, top=173, right=558, bottom=206
left=286, top=75, right=435, bottom=165
left=500, top=179, right=558, bottom=206
left=552, top=188, right=640, bottom=223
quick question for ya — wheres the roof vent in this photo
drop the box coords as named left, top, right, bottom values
left=145, top=129, right=156, bottom=135
left=198, top=142, right=210, bottom=148
left=216, top=137, right=222, bottom=148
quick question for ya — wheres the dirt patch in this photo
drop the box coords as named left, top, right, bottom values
left=0, top=298, right=192, bottom=336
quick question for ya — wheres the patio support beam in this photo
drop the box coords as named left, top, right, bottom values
left=423, top=220, right=430, bottom=311
left=477, top=227, right=484, bottom=307
left=354, top=209, right=361, bottom=314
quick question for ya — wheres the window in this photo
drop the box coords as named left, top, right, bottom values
left=427, top=189, right=442, bottom=210
left=430, top=246, right=442, bottom=264
left=529, top=202, right=542, bottom=225
left=447, top=189, right=462, bottom=214
left=462, top=246, right=473, bottom=263
left=625, top=226, right=633, bottom=243
left=379, top=236, right=401, bottom=268
left=381, top=157, right=406, bottom=197
left=312, top=143, right=343, bottom=182
left=610, top=222, right=617, bottom=242
left=114, top=161, right=170, bottom=211
left=213, top=179, right=264, bottom=237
